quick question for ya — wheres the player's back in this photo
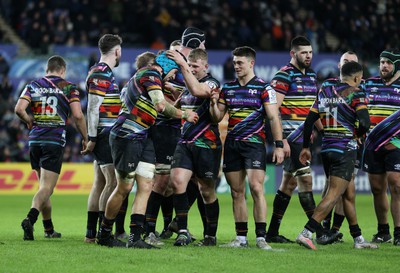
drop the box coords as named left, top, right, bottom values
left=22, top=75, right=80, bottom=146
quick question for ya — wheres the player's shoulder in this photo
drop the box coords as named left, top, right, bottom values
left=222, top=79, right=239, bottom=89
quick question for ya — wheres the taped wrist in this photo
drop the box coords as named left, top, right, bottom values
left=161, top=102, right=178, bottom=118
left=182, top=110, right=189, bottom=120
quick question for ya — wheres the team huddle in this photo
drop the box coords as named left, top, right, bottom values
left=15, top=27, right=400, bottom=251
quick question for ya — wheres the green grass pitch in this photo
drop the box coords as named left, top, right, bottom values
left=0, top=194, right=398, bottom=273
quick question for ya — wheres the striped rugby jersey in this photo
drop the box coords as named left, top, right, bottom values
left=154, top=72, right=184, bottom=129
left=270, top=63, right=318, bottom=142
left=111, top=67, right=161, bottom=140
left=311, top=80, right=368, bottom=153
left=19, top=76, right=81, bottom=147
left=363, top=76, right=400, bottom=150
left=219, top=76, right=277, bottom=144
left=86, top=62, right=121, bottom=135
left=179, top=73, right=221, bottom=149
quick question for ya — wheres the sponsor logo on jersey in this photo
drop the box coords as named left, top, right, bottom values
left=248, top=89, right=258, bottom=95
left=227, top=90, right=235, bottom=96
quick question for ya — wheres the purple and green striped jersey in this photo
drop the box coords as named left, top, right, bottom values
left=311, top=80, right=368, bottom=153
left=19, top=75, right=81, bottom=147
left=179, top=73, right=221, bottom=149
left=111, top=67, right=161, bottom=140
left=154, top=73, right=184, bottom=129
left=365, top=109, right=400, bottom=151
left=270, top=63, right=318, bottom=142
left=86, top=62, right=121, bottom=135
left=219, top=76, right=277, bottom=144
left=363, top=76, right=400, bottom=150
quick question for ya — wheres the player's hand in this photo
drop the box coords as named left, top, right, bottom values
left=166, top=50, right=186, bottom=66
left=272, top=148, right=284, bottom=165
left=210, top=88, right=220, bottom=105
left=81, top=140, right=96, bottom=155
left=164, top=81, right=178, bottom=93
left=26, top=116, right=34, bottom=130
left=299, top=148, right=311, bottom=166
left=184, top=110, right=199, bottom=124
left=283, top=139, right=291, bottom=158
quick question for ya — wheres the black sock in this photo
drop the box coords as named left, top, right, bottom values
left=98, top=211, right=105, bottom=231
left=305, top=218, right=323, bottom=235
left=394, top=227, right=400, bottom=237
left=186, top=179, right=200, bottom=208
left=161, top=195, right=173, bottom=230
left=173, top=193, right=189, bottom=231
left=235, top=222, right=248, bottom=237
left=86, top=211, right=99, bottom=238
left=130, top=214, right=145, bottom=241
left=298, top=191, right=316, bottom=219
left=322, top=209, right=333, bottom=230
left=43, top=219, right=54, bottom=234
left=197, top=196, right=207, bottom=237
left=204, top=199, right=219, bottom=237
left=332, top=213, right=345, bottom=231
left=99, top=216, right=115, bottom=237
left=115, top=195, right=129, bottom=235
left=255, top=222, right=267, bottom=238
left=378, top=223, right=390, bottom=235
left=27, top=208, right=40, bottom=225
left=145, top=191, right=163, bottom=234
left=267, top=190, right=291, bottom=236
left=349, top=224, right=362, bottom=238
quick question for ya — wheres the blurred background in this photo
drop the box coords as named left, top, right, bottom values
left=0, top=0, right=398, bottom=165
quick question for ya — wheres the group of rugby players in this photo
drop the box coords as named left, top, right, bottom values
left=17, top=27, right=400, bottom=250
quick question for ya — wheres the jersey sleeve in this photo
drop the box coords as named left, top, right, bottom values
left=141, top=72, right=163, bottom=94
left=19, top=84, right=32, bottom=102
left=270, top=69, right=291, bottom=95
left=262, top=85, right=277, bottom=105
left=87, top=70, right=112, bottom=97
left=218, top=86, right=227, bottom=105
left=66, top=82, right=81, bottom=104
left=351, top=89, right=369, bottom=111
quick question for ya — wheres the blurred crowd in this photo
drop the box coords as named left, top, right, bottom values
left=1, top=0, right=399, bottom=60
left=0, top=0, right=399, bottom=163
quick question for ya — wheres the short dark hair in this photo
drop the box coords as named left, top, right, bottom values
left=341, top=61, right=363, bottom=77
left=98, top=34, right=122, bottom=55
left=46, top=55, right=66, bottom=73
left=344, top=50, right=357, bottom=56
left=291, top=36, right=311, bottom=50
left=232, top=46, right=256, bottom=60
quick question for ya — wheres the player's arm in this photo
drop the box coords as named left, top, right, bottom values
left=148, top=88, right=198, bottom=123
left=264, top=102, right=284, bottom=165
left=86, top=73, right=108, bottom=152
left=209, top=88, right=226, bottom=123
left=355, top=108, right=370, bottom=138
left=270, top=73, right=290, bottom=155
left=70, top=101, right=89, bottom=154
left=14, top=98, right=33, bottom=129
left=167, top=50, right=213, bottom=98
left=87, top=93, right=104, bottom=142
left=299, top=110, right=320, bottom=165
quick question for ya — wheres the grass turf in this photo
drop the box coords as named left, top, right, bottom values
left=0, top=194, right=398, bottom=273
